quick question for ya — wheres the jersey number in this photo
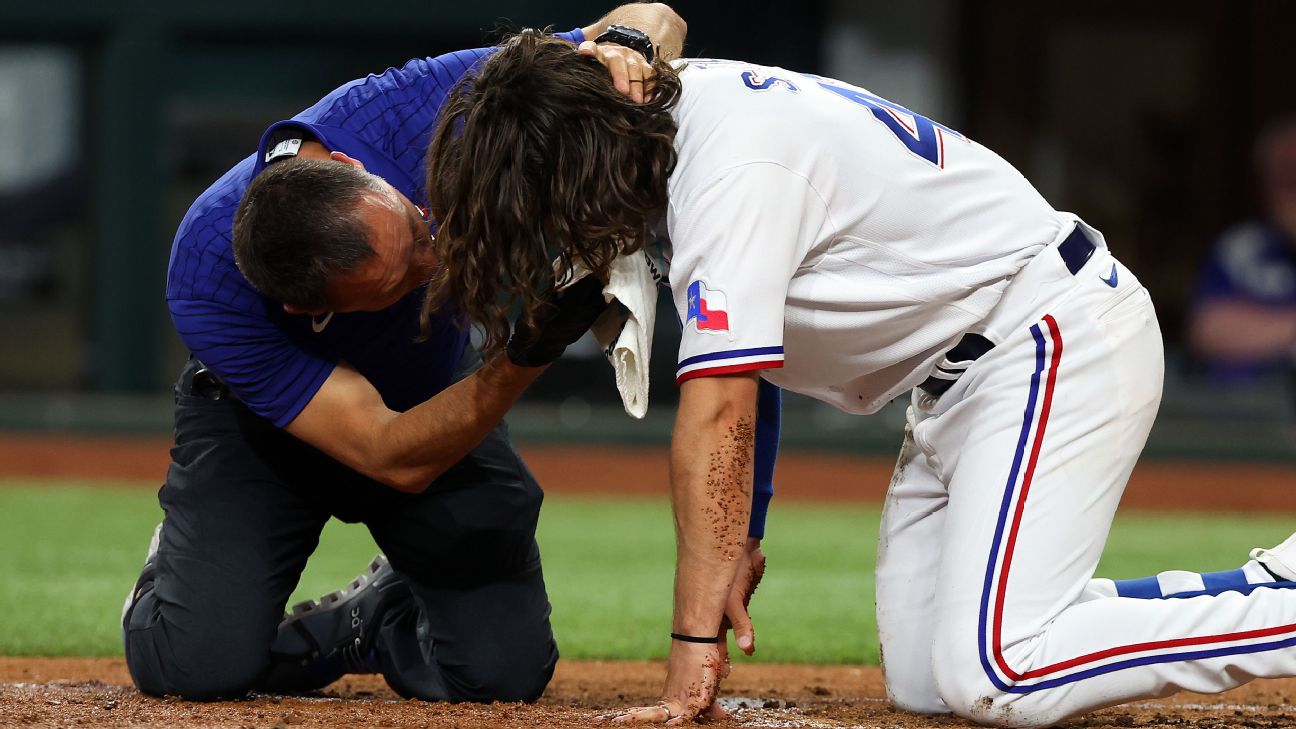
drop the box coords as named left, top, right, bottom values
left=741, top=70, right=800, bottom=93
left=816, top=80, right=963, bottom=168
left=734, top=68, right=964, bottom=167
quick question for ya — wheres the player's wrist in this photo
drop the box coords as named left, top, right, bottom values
left=670, top=631, right=720, bottom=643
left=673, top=614, right=723, bottom=637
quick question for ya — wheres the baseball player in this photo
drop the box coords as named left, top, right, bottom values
left=119, top=6, right=688, bottom=703
left=423, top=33, right=1296, bottom=727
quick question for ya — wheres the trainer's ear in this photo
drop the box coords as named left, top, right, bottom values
left=329, top=151, right=367, bottom=171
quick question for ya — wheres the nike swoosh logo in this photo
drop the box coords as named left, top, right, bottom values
left=1100, top=263, right=1118, bottom=288
left=311, top=311, right=335, bottom=333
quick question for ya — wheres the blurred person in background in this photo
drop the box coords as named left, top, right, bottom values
left=1189, top=116, right=1296, bottom=384
left=119, top=4, right=685, bottom=705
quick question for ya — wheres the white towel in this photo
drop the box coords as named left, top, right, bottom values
left=566, top=250, right=661, bottom=418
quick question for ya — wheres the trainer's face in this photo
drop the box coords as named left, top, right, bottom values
left=323, top=187, right=439, bottom=313
left=285, top=152, right=439, bottom=315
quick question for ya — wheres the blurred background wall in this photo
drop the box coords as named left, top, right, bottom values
left=0, top=0, right=1293, bottom=459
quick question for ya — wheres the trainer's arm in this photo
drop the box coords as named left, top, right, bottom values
left=286, top=357, right=541, bottom=493
left=582, top=3, right=687, bottom=60
left=284, top=276, right=606, bottom=492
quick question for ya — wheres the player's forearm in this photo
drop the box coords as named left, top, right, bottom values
left=582, top=3, right=687, bottom=60
left=670, top=376, right=758, bottom=636
left=1191, top=301, right=1296, bottom=360
left=371, top=357, right=543, bottom=491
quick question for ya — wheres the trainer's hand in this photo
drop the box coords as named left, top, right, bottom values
left=506, top=276, right=609, bottom=367
left=579, top=40, right=653, bottom=104
left=605, top=641, right=726, bottom=725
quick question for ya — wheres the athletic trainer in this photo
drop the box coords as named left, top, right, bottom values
left=120, top=6, right=684, bottom=703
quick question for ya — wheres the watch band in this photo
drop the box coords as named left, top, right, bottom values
left=593, top=24, right=655, bottom=64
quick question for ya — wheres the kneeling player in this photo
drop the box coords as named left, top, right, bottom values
left=421, top=32, right=1296, bottom=727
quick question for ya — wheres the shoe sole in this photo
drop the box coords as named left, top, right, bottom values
left=284, top=555, right=390, bottom=621
left=121, top=522, right=165, bottom=629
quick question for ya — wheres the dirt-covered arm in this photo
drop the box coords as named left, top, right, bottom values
left=613, top=372, right=759, bottom=725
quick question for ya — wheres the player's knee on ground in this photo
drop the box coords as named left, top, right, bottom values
left=876, top=622, right=948, bottom=710
left=883, top=669, right=949, bottom=715
left=928, top=633, right=1074, bottom=729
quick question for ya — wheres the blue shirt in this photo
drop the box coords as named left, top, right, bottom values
left=166, top=32, right=583, bottom=428
left=1193, top=220, right=1296, bottom=377
left=1196, top=221, right=1296, bottom=306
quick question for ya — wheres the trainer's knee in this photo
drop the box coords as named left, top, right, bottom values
left=126, top=628, right=268, bottom=700
left=443, top=636, right=558, bottom=703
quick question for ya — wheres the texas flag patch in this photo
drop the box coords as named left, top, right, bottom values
left=686, top=280, right=731, bottom=336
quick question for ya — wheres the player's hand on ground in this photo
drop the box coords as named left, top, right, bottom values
left=578, top=40, right=653, bottom=104
left=604, top=641, right=725, bottom=724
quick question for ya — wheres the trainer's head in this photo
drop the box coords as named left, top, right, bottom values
left=232, top=154, right=437, bottom=315
left=424, top=29, right=682, bottom=355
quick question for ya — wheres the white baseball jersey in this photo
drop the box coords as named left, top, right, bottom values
left=664, top=59, right=1078, bottom=413
left=661, top=60, right=1296, bottom=727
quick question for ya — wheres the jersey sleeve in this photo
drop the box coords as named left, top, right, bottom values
left=668, top=162, right=830, bottom=383
left=169, top=297, right=336, bottom=429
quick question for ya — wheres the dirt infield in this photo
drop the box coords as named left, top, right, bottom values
left=4, top=434, right=1296, bottom=727
left=2, top=432, right=1296, bottom=511
left=5, top=657, right=1296, bottom=728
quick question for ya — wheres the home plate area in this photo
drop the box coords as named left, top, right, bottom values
left=5, top=658, right=1296, bottom=728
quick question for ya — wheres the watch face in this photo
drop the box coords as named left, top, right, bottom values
left=598, top=25, right=654, bottom=63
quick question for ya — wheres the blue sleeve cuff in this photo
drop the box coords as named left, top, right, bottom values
left=557, top=27, right=586, bottom=44
left=749, top=380, right=781, bottom=539
left=748, top=489, right=773, bottom=540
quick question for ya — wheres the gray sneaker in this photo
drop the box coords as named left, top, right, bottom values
left=260, top=555, right=412, bottom=693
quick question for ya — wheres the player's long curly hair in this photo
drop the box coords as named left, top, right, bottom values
left=423, top=29, right=681, bottom=355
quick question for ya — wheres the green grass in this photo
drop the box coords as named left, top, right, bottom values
left=0, top=481, right=1292, bottom=664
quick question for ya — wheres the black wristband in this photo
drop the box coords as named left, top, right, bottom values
left=670, top=632, right=720, bottom=644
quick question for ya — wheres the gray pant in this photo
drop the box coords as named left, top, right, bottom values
left=123, top=358, right=557, bottom=701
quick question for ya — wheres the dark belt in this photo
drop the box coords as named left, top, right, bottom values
left=918, top=225, right=1095, bottom=398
